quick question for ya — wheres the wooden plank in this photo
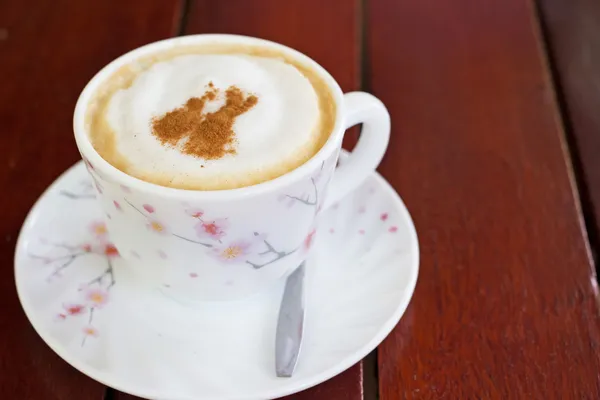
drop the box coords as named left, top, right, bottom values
left=367, top=0, right=600, bottom=398
left=185, top=0, right=359, bottom=91
left=114, top=1, right=363, bottom=399
left=0, top=1, right=182, bottom=399
left=537, top=0, right=600, bottom=258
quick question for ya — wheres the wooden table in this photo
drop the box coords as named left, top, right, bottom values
left=2, top=0, right=599, bottom=398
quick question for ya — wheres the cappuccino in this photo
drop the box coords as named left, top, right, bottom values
left=86, top=44, right=336, bottom=190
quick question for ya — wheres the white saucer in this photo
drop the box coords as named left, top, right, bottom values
left=15, top=161, right=419, bottom=400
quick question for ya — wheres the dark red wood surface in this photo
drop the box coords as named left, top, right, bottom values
left=368, top=0, right=600, bottom=398
left=538, top=0, right=600, bottom=257
left=0, top=1, right=182, bottom=399
left=3, top=0, right=600, bottom=399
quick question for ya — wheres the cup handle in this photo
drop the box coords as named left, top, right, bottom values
left=323, top=92, right=391, bottom=209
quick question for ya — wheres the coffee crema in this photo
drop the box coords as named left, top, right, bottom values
left=86, top=44, right=336, bottom=190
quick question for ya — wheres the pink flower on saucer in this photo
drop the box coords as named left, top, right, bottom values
left=103, top=243, right=120, bottom=258
left=380, top=213, right=389, bottom=221
left=63, top=303, right=86, bottom=316
left=85, top=288, right=109, bottom=308
left=113, top=200, right=122, bottom=211
left=82, top=326, right=99, bottom=337
left=143, top=204, right=155, bottom=213
left=89, top=221, right=108, bottom=238
left=147, top=219, right=169, bottom=235
left=195, top=218, right=228, bottom=241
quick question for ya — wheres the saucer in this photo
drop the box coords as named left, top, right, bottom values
left=15, top=161, right=419, bottom=400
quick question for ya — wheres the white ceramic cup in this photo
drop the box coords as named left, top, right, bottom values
left=73, top=35, right=390, bottom=301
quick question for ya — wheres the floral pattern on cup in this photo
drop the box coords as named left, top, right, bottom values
left=123, top=198, right=301, bottom=270
left=195, top=218, right=229, bottom=242
left=76, top=154, right=333, bottom=280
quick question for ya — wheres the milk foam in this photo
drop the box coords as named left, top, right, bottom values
left=101, top=53, right=324, bottom=189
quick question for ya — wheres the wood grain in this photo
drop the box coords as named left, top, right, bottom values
left=537, top=0, right=600, bottom=259
left=0, top=1, right=182, bottom=399
left=114, top=1, right=363, bottom=399
left=367, top=0, right=600, bottom=398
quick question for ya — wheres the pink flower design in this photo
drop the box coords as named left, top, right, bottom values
left=82, top=326, right=99, bottom=337
left=329, top=228, right=335, bottom=234
left=81, top=243, right=93, bottom=253
left=303, top=229, right=317, bottom=252
left=195, top=219, right=229, bottom=241
left=89, top=221, right=108, bottom=238
left=85, top=288, right=109, bottom=308
left=56, top=313, right=67, bottom=320
left=389, top=226, right=398, bottom=233
left=143, top=204, right=155, bottom=213
left=63, top=303, right=86, bottom=316
left=185, top=208, right=204, bottom=219
left=147, top=219, right=168, bottom=235
left=103, top=243, right=120, bottom=258
left=189, top=273, right=198, bottom=278
left=359, top=229, right=365, bottom=235
left=380, top=213, right=389, bottom=221
left=113, top=200, right=122, bottom=211
left=210, top=239, right=253, bottom=263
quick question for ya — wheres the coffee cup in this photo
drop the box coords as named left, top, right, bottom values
left=74, top=34, right=390, bottom=301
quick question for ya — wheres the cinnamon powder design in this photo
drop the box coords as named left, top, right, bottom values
left=151, top=83, right=258, bottom=159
